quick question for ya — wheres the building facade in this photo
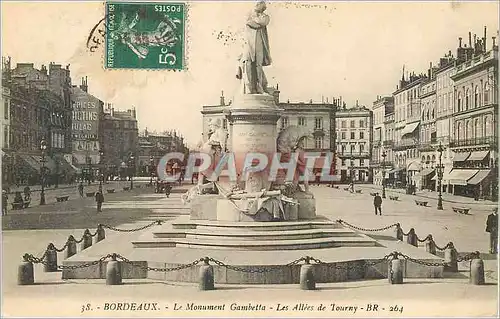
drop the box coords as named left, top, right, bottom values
left=201, top=90, right=340, bottom=183
left=448, top=34, right=498, bottom=200
left=101, top=104, right=139, bottom=178
left=371, top=96, right=394, bottom=186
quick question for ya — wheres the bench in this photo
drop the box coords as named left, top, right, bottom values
left=389, top=196, right=399, bottom=201
left=12, top=202, right=25, bottom=210
left=415, top=200, right=428, bottom=207
left=355, top=190, right=362, bottom=194
left=452, top=207, right=470, bottom=215
left=106, top=189, right=115, bottom=194
left=123, top=187, right=130, bottom=191
left=56, top=196, right=69, bottom=202
left=86, top=192, right=95, bottom=197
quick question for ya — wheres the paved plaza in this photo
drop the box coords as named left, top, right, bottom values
left=1, top=183, right=498, bottom=317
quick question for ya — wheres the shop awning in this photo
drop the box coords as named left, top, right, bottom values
left=419, top=168, right=435, bottom=177
left=468, top=151, right=490, bottom=161
left=407, top=161, right=421, bottom=171
left=453, top=152, right=471, bottom=162
left=431, top=169, right=452, bottom=181
left=448, top=169, right=479, bottom=186
left=401, top=122, right=420, bottom=136
left=31, top=155, right=57, bottom=173
left=374, top=171, right=390, bottom=179
left=19, top=155, right=41, bottom=172
left=467, top=170, right=491, bottom=185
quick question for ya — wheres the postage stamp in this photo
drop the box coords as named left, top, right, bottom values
left=104, top=1, right=186, bottom=70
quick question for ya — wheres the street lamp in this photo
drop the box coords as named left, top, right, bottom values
left=437, top=142, right=444, bottom=210
left=129, top=153, right=135, bottom=190
left=149, top=155, right=155, bottom=186
left=381, top=150, right=387, bottom=199
left=350, top=156, right=355, bottom=192
left=86, top=154, right=92, bottom=185
left=98, top=149, right=104, bottom=193
left=40, top=139, right=47, bottom=205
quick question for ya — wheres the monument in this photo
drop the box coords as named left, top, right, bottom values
left=63, top=1, right=445, bottom=285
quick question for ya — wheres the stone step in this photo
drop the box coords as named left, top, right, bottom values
left=152, top=228, right=358, bottom=241
left=132, top=236, right=378, bottom=250
left=171, top=217, right=340, bottom=231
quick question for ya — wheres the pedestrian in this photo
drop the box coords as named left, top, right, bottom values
left=2, top=190, right=8, bottom=216
left=95, top=190, right=104, bottom=213
left=23, top=185, right=31, bottom=202
left=78, top=182, right=84, bottom=197
left=373, top=192, right=382, bottom=215
left=165, top=183, right=172, bottom=198
left=485, top=207, right=498, bottom=254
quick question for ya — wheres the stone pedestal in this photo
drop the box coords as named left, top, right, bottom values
left=225, top=93, right=282, bottom=194
left=189, top=194, right=220, bottom=220
left=293, top=192, right=317, bottom=219
left=216, top=198, right=273, bottom=222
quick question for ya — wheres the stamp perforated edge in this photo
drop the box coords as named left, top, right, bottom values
left=99, top=0, right=190, bottom=72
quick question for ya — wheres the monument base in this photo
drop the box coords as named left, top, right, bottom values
left=293, top=192, right=317, bottom=219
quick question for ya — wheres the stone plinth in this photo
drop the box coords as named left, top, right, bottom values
left=216, top=198, right=274, bottom=222
left=293, top=192, right=317, bottom=219
left=189, top=194, right=220, bottom=220
left=225, top=93, right=283, bottom=194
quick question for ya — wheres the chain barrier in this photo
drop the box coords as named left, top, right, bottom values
left=337, top=220, right=398, bottom=232
left=417, top=234, right=432, bottom=243
left=397, top=252, right=448, bottom=267
left=456, top=252, right=480, bottom=263
left=50, top=242, right=69, bottom=253
left=100, top=220, right=163, bottom=232
left=206, top=257, right=307, bottom=274
left=434, top=241, right=453, bottom=251
left=116, top=254, right=203, bottom=272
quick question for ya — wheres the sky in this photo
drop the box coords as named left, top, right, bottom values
left=1, top=1, right=499, bottom=147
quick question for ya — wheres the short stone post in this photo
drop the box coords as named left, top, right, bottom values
left=199, top=257, right=215, bottom=291
left=18, top=254, right=34, bottom=285
left=96, top=224, right=106, bottom=243
left=388, top=252, right=404, bottom=284
left=44, top=243, right=58, bottom=272
left=81, top=229, right=93, bottom=251
left=299, top=257, right=316, bottom=290
left=106, top=254, right=122, bottom=285
left=444, top=242, right=458, bottom=272
left=469, top=252, right=485, bottom=285
left=65, top=235, right=77, bottom=259
left=425, top=235, right=437, bottom=255
left=395, top=223, right=404, bottom=241
left=406, top=228, right=418, bottom=247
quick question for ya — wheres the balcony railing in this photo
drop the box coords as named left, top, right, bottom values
left=338, top=151, right=371, bottom=158
left=449, top=136, right=497, bottom=149
left=392, top=140, right=418, bottom=151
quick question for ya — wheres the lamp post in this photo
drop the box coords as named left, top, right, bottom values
left=98, top=149, right=104, bottom=193
left=149, top=155, right=154, bottom=186
left=39, top=139, right=47, bottom=205
left=129, top=153, right=135, bottom=190
left=350, top=156, right=355, bottom=192
left=381, top=151, right=387, bottom=199
left=437, top=142, right=444, bottom=210
left=86, top=154, right=92, bottom=185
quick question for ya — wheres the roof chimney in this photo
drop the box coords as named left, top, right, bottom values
left=493, top=36, right=497, bottom=48
left=484, top=26, right=487, bottom=51
left=469, top=32, right=472, bottom=48
left=220, top=90, right=225, bottom=106
left=459, top=37, right=462, bottom=48
left=326, top=97, right=329, bottom=104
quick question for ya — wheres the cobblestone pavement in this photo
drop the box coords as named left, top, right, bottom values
left=1, top=183, right=498, bottom=317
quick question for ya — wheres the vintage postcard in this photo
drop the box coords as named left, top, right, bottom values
left=1, top=1, right=499, bottom=318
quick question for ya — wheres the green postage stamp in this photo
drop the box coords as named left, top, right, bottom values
left=105, top=2, right=186, bottom=70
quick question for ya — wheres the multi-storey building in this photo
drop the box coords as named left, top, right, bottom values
left=417, top=65, right=438, bottom=190
left=70, top=79, right=104, bottom=179
left=336, top=102, right=373, bottom=183
left=448, top=33, right=498, bottom=200
left=137, top=129, right=188, bottom=177
left=1, top=83, right=11, bottom=185
left=2, top=59, right=74, bottom=186
left=101, top=103, right=139, bottom=178
left=392, top=72, right=426, bottom=187
left=201, top=89, right=339, bottom=183
left=371, top=96, right=394, bottom=186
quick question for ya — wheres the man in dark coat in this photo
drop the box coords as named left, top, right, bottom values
left=486, top=208, right=498, bottom=254
left=2, top=190, right=8, bottom=216
left=95, top=191, right=104, bottom=213
left=373, top=193, right=383, bottom=215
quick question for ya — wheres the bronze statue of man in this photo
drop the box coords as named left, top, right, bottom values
left=238, top=1, right=271, bottom=94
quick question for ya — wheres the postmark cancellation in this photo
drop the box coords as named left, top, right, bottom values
left=104, top=1, right=186, bottom=70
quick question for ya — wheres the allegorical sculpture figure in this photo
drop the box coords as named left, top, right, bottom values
left=197, top=118, right=228, bottom=186
left=236, top=1, right=271, bottom=94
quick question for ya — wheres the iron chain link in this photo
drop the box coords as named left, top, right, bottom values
left=337, top=220, right=398, bottom=232
left=417, top=234, right=432, bottom=243
left=100, top=220, right=163, bottom=232
left=397, top=252, right=448, bottom=267
left=116, top=254, right=202, bottom=272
